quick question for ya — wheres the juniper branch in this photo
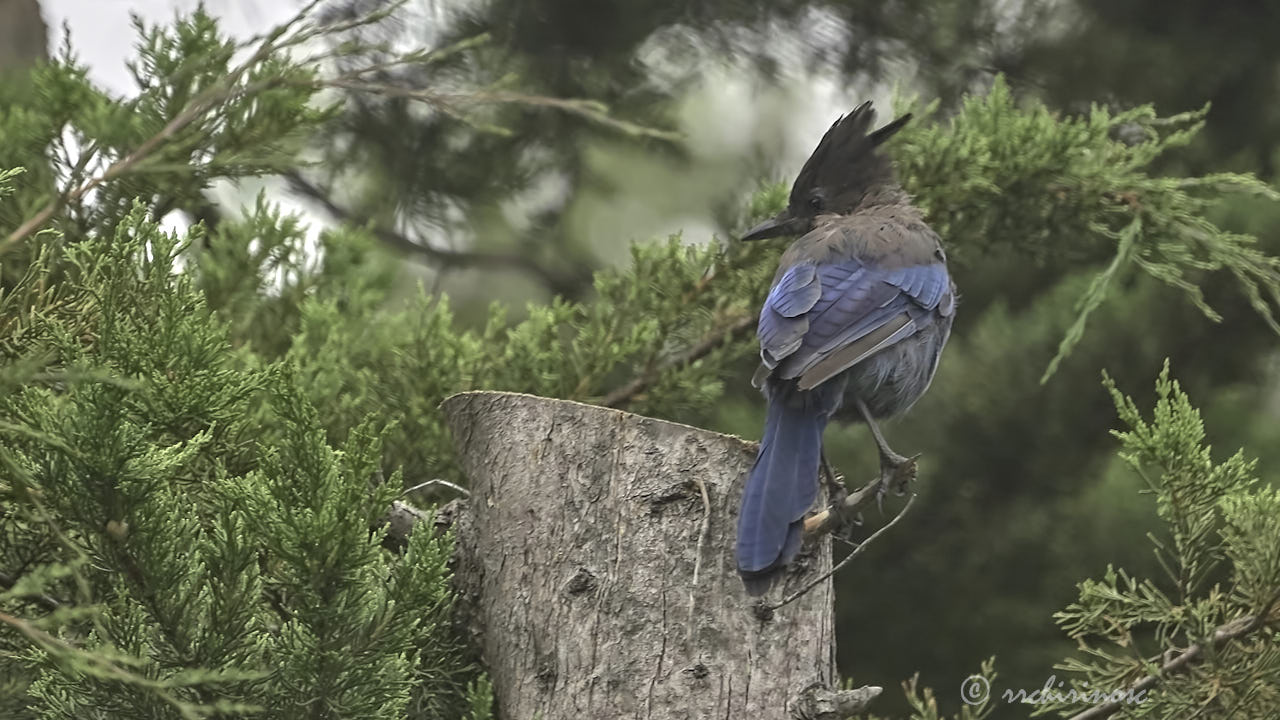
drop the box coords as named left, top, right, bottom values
left=1065, top=588, right=1280, bottom=720
left=601, top=312, right=756, bottom=408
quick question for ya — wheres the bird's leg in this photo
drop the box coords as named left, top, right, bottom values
left=820, top=452, right=847, bottom=503
left=820, top=452, right=860, bottom=529
left=853, top=397, right=919, bottom=505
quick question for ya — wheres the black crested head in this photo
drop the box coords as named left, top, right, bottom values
left=790, top=102, right=911, bottom=214
left=741, top=102, right=911, bottom=242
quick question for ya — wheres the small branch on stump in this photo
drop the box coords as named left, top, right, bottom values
left=768, top=494, right=917, bottom=613
left=803, top=457, right=918, bottom=537
left=380, top=498, right=460, bottom=551
left=399, top=478, right=469, bottom=498
left=792, top=683, right=883, bottom=719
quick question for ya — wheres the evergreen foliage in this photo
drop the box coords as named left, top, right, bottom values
left=894, top=85, right=1280, bottom=380
left=868, top=367, right=1280, bottom=718
left=1, top=201, right=482, bottom=718
left=1042, top=365, right=1280, bottom=717
left=281, top=79, right=1280, bottom=494
left=1, top=2, right=1279, bottom=718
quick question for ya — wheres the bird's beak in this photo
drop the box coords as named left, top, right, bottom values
left=739, top=212, right=805, bottom=242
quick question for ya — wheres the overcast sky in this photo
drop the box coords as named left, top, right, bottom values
left=42, top=0, right=297, bottom=95
left=38, top=1, right=318, bottom=237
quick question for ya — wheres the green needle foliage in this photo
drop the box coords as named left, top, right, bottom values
left=1, top=3, right=1279, bottom=718
left=280, top=79, right=1280, bottom=491
left=894, top=81, right=1280, bottom=381
left=1, top=205, right=482, bottom=719
left=1039, top=365, right=1280, bottom=718
left=868, top=367, right=1280, bottom=719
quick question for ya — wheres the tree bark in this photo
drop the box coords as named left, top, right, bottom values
left=0, top=0, right=47, bottom=71
left=441, top=391, right=846, bottom=720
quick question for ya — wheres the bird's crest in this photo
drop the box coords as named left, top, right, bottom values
left=789, top=102, right=911, bottom=213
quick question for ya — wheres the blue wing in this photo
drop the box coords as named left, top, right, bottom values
left=757, top=258, right=952, bottom=389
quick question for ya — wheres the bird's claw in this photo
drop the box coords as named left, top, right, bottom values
left=828, top=481, right=848, bottom=507
left=820, top=456, right=850, bottom=519
left=820, top=458, right=847, bottom=498
left=889, top=454, right=920, bottom=496
left=874, top=453, right=920, bottom=510
left=830, top=508, right=865, bottom=546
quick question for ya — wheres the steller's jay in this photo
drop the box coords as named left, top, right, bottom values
left=736, top=102, right=956, bottom=593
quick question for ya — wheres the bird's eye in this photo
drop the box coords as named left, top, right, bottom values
left=808, top=195, right=823, bottom=211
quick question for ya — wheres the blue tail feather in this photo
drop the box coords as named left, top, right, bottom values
left=736, top=389, right=829, bottom=592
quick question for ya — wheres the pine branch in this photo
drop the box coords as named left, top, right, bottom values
left=0, top=79, right=274, bottom=254
left=0, top=610, right=205, bottom=720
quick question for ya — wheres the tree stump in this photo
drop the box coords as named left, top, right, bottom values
left=442, top=391, right=845, bottom=720
left=0, top=0, right=47, bottom=70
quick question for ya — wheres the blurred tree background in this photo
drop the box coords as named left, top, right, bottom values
left=3, top=0, right=1280, bottom=717
left=292, top=0, right=1280, bottom=710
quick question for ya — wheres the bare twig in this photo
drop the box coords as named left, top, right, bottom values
left=765, top=493, right=917, bottom=613
left=313, top=32, right=492, bottom=81
left=283, top=172, right=589, bottom=296
left=601, top=313, right=756, bottom=408
left=399, top=478, right=469, bottom=498
left=689, top=476, right=712, bottom=590
left=802, top=457, right=917, bottom=537
left=1065, top=590, right=1280, bottom=720
left=322, top=80, right=683, bottom=142
left=793, top=683, right=883, bottom=718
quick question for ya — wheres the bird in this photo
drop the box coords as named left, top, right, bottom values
left=735, top=102, right=956, bottom=594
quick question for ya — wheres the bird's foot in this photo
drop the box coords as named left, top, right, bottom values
left=887, top=453, right=920, bottom=495
left=820, top=455, right=848, bottom=504
left=829, top=496, right=863, bottom=537
left=829, top=505, right=866, bottom=548
left=825, top=474, right=848, bottom=507
left=874, top=452, right=920, bottom=511
left=821, top=473, right=852, bottom=535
